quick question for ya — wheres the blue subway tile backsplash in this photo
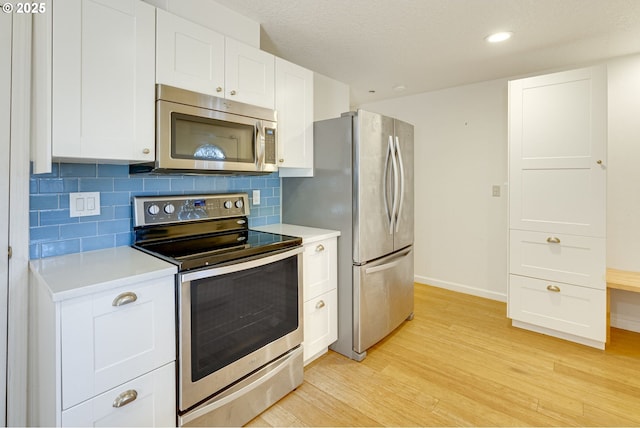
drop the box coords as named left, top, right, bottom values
left=29, top=163, right=282, bottom=259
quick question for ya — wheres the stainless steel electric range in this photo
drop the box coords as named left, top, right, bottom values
left=132, top=193, right=303, bottom=427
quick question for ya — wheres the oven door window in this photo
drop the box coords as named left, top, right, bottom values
left=172, top=112, right=255, bottom=163
left=190, top=255, right=298, bottom=382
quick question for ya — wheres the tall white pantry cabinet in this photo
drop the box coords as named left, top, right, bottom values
left=507, top=66, right=607, bottom=349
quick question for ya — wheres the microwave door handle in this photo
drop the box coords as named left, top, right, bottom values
left=255, top=121, right=265, bottom=169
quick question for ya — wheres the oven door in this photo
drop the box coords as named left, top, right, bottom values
left=178, top=246, right=303, bottom=412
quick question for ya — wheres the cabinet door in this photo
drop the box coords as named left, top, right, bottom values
left=303, top=290, right=337, bottom=364
left=510, top=230, right=605, bottom=289
left=225, top=38, right=275, bottom=109
left=61, top=362, right=175, bottom=427
left=276, top=57, right=314, bottom=174
left=60, top=276, right=175, bottom=410
left=156, top=8, right=225, bottom=97
left=303, top=237, right=337, bottom=301
left=509, top=66, right=607, bottom=237
left=52, top=0, right=155, bottom=162
left=509, top=275, right=606, bottom=343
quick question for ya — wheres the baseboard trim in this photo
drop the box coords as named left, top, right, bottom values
left=414, top=275, right=507, bottom=303
left=611, top=314, right=640, bottom=333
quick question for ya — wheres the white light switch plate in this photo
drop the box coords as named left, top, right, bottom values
left=252, top=190, right=261, bottom=205
left=70, top=192, right=101, bottom=217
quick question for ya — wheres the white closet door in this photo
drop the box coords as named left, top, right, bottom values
left=509, top=66, right=607, bottom=237
left=0, top=11, right=11, bottom=427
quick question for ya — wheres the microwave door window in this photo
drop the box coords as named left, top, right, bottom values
left=172, top=113, right=255, bottom=163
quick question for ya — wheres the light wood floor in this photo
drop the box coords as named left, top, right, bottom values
left=248, top=283, right=640, bottom=427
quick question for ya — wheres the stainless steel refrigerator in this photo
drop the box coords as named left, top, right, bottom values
left=282, top=110, right=414, bottom=361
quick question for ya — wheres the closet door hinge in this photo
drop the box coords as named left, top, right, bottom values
left=8, top=246, right=12, bottom=259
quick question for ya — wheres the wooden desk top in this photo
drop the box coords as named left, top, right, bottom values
left=607, top=268, right=640, bottom=293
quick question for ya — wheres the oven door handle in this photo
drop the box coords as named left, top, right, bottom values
left=180, top=246, right=303, bottom=283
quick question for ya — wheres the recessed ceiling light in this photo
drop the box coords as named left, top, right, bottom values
left=393, top=84, right=406, bottom=92
left=368, top=90, right=376, bottom=93
left=486, top=31, right=513, bottom=43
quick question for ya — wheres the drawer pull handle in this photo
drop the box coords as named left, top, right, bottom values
left=112, top=292, right=137, bottom=307
left=316, top=244, right=325, bottom=252
left=230, top=90, right=237, bottom=95
left=113, top=389, right=138, bottom=408
left=316, top=300, right=326, bottom=309
left=546, top=237, right=561, bottom=244
left=546, top=285, right=561, bottom=293
left=216, top=86, right=222, bottom=92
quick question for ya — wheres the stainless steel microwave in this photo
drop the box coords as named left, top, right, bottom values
left=130, top=84, right=278, bottom=175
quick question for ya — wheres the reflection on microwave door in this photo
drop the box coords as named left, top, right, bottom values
left=194, top=143, right=226, bottom=161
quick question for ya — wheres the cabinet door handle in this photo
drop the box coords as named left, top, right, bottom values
left=315, top=300, right=325, bottom=309
left=142, top=148, right=150, bottom=155
left=315, top=244, right=325, bottom=252
left=112, top=292, right=137, bottom=307
left=230, top=90, right=237, bottom=95
left=546, top=237, right=561, bottom=244
left=546, top=285, right=561, bottom=293
left=112, top=389, right=138, bottom=408
left=216, top=86, right=222, bottom=92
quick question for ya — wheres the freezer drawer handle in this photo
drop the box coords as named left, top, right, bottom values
left=315, top=244, right=325, bottom=252
left=364, top=248, right=412, bottom=275
left=112, top=292, right=137, bottom=307
left=112, top=389, right=138, bottom=408
left=315, top=300, right=326, bottom=309
left=546, top=285, right=561, bottom=293
left=546, top=237, right=561, bottom=244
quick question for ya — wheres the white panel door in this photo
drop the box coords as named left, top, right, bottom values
left=275, top=57, right=313, bottom=171
left=60, top=277, right=175, bottom=410
left=303, top=238, right=337, bottom=301
left=0, top=11, right=11, bottom=427
left=303, top=290, right=337, bottom=364
left=52, top=0, right=155, bottom=162
left=225, top=38, right=275, bottom=109
left=509, top=66, right=607, bottom=237
left=156, top=8, right=225, bottom=97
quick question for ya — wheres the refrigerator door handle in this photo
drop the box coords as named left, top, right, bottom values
left=364, top=247, right=412, bottom=275
left=394, top=136, right=405, bottom=233
left=383, top=136, right=394, bottom=234
left=390, top=135, right=400, bottom=235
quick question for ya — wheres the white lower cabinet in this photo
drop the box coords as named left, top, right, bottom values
left=509, top=275, right=606, bottom=344
left=61, top=362, right=175, bottom=427
left=302, top=236, right=338, bottom=364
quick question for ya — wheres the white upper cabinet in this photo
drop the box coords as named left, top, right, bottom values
left=155, top=8, right=225, bottom=97
left=157, top=11, right=275, bottom=109
left=50, top=0, right=156, bottom=163
left=276, top=57, right=314, bottom=176
left=509, top=66, right=607, bottom=237
left=225, top=38, right=275, bottom=109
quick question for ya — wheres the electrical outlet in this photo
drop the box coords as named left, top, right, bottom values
left=252, top=190, right=261, bottom=205
left=70, top=192, right=101, bottom=217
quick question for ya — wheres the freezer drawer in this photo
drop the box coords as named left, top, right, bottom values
left=353, top=246, right=413, bottom=354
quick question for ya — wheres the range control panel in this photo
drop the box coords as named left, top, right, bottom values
left=133, top=193, right=250, bottom=227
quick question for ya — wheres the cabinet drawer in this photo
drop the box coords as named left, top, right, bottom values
left=508, top=275, right=605, bottom=342
left=61, top=276, right=175, bottom=410
left=61, top=362, right=175, bottom=427
left=303, top=238, right=337, bottom=300
left=510, top=230, right=605, bottom=289
left=303, top=290, right=337, bottom=364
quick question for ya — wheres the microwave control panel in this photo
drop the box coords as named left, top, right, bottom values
left=265, top=128, right=276, bottom=164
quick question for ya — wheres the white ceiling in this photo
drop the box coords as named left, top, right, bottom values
left=213, top=0, right=640, bottom=105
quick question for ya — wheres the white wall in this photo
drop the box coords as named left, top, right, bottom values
left=313, top=73, right=350, bottom=121
left=361, top=79, right=509, bottom=301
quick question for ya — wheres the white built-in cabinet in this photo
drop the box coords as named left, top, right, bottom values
left=156, top=9, right=275, bottom=109
left=32, top=0, right=156, bottom=168
left=508, top=66, right=607, bottom=349
left=275, top=58, right=314, bottom=176
left=302, top=236, right=338, bottom=364
left=28, top=248, right=177, bottom=427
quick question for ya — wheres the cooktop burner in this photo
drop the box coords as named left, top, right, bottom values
left=131, top=193, right=301, bottom=271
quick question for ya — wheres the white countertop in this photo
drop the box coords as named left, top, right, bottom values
left=29, top=246, right=177, bottom=302
left=252, top=223, right=340, bottom=244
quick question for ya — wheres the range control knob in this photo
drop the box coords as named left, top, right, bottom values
left=164, top=203, right=175, bottom=214
left=235, top=200, right=244, bottom=209
left=147, top=204, right=160, bottom=215
left=224, top=200, right=233, bottom=209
